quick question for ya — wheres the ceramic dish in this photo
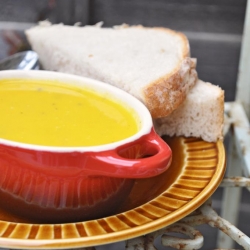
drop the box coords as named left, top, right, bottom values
left=0, top=70, right=172, bottom=223
left=0, top=136, right=226, bottom=249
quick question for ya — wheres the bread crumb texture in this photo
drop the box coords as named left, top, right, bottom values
left=26, top=23, right=197, bottom=118
left=154, top=80, right=225, bottom=142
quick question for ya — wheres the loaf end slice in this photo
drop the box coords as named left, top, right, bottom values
left=154, top=80, right=224, bottom=142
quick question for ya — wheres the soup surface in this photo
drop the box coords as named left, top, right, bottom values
left=0, top=78, right=139, bottom=146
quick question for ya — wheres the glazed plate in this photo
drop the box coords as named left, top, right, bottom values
left=0, top=136, right=226, bottom=249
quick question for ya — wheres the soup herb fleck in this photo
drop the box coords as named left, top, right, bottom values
left=0, top=79, right=139, bottom=146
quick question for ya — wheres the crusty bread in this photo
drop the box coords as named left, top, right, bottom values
left=154, top=79, right=224, bottom=142
left=25, top=22, right=197, bottom=118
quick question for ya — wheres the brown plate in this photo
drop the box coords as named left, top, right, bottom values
left=0, top=136, right=226, bottom=249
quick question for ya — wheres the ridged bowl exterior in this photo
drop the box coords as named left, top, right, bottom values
left=0, top=70, right=172, bottom=223
left=0, top=136, right=226, bottom=249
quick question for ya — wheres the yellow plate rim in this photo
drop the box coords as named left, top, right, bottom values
left=0, top=137, right=226, bottom=249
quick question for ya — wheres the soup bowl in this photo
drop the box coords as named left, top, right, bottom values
left=0, top=70, right=172, bottom=223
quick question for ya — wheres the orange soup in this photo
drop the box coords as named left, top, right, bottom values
left=0, top=79, right=139, bottom=146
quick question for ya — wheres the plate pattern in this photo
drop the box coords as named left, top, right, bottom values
left=0, top=137, right=226, bottom=249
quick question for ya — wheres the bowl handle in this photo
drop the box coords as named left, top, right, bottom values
left=88, top=128, right=172, bottom=178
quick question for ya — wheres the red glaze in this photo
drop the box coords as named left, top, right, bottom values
left=0, top=70, right=172, bottom=223
left=0, top=128, right=171, bottom=179
left=0, top=127, right=171, bottom=223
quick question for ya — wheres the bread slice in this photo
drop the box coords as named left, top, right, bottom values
left=154, top=79, right=224, bottom=142
left=25, top=22, right=197, bottom=118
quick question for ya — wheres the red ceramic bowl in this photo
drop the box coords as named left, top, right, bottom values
left=0, top=70, right=172, bottom=223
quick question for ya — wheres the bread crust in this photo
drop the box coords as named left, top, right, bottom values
left=144, top=57, right=197, bottom=118
left=216, top=87, right=225, bottom=140
left=130, top=25, right=191, bottom=58
left=154, top=80, right=225, bottom=142
left=127, top=26, right=197, bottom=118
left=26, top=23, right=198, bottom=118
left=152, top=27, right=190, bottom=58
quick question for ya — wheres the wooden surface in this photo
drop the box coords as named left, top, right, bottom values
left=0, top=0, right=247, bottom=100
left=89, top=0, right=246, bottom=34
left=89, top=0, right=246, bottom=101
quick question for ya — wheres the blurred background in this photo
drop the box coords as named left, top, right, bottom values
left=0, top=0, right=248, bottom=249
left=0, top=0, right=246, bottom=101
